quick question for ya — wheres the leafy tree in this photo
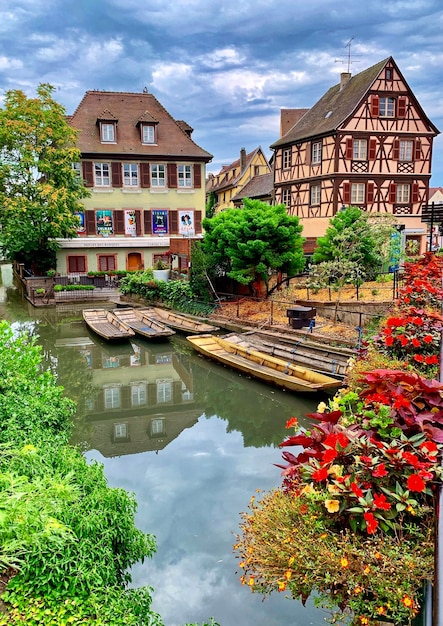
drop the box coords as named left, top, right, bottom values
left=0, top=84, right=89, bottom=274
left=205, top=191, right=217, bottom=219
left=202, top=198, right=305, bottom=295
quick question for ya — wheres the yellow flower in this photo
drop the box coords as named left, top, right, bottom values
left=319, top=533, right=328, bottom=539
left=284, top=570, right=292, bottom=580
left=406, top=504, right=416, bottom=515
left=328, top=464, right=343, bottom=477
left=21, top=444, right=37, bottom=454
left=359, top=618, right=369, bottom=625
left=354, top=586, right=362, bottom=594
left=288, top=556, right=295, bottom=566
left=340, top=557, right=349, bottom=568
left=377, top=606, right=386, bottom=615
left=401, top=594, right=413, bottom=608
left=278, top=581, right=286, bottom=592
left=239, top=561, right=245, bottom=568
left=324, top=499, right=340, bottom=513
left=248, top=577, right=255, bottom=587
left=363, top=565, right=371, bottom=574
left=317, top=401, right=327, bottom=413
left=301, top=483, right=315, bottom=495
left=327, top=483, right=341, bottom=494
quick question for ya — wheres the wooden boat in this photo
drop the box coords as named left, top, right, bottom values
left=112, top=308, right=176, bottom=340
left=222, top=330, right=353, bottom=380
left=186, top=334, right=341, bottom=393
left=142, top=307, right=219, bottom=334
left=82, top=308, right=135, bottom=341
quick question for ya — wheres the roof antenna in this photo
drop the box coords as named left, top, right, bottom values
left=335, top=37, right=361, bottom=73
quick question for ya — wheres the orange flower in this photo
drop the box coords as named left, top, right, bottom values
left=285, top=417, right=298, bottom=429
left=401, top=594, right=414, bottom=608
left=278, top=580, right=287, bottom=592
left=340, top=557, right=349, bottom=568
left=248, top=577, right=255, bottom=586
left=284, top=570, right=292, bottom=580
left=324, top=499, right=340, bottom=513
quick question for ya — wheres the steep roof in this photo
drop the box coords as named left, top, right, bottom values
left=280, top=108, right=309, bottom=137
left=231, top=173, right=273, bottom=202
left=69, top=90, right=212, bottom=161
left=206, top=146, right=269, bottom=193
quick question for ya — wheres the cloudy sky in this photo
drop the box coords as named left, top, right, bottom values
left=1, top=0, right=443, bottom=184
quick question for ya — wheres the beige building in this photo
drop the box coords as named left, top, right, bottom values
left=56, top=90, right=212, bottom=275
left=271, top=57, right=440, bottom=254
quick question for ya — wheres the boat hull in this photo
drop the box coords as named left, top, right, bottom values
left=187, top=334, right=341, bottom=393
left=113, top=308, right=176, bottom=340
left=83, top=309, right=135, bottom=341
left=142, top=307, right=219, bottom=334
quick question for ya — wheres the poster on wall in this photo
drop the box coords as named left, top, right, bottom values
left=96, top=210, right=113, bottom=236
left=125, top=210, right=137, bottom=236
left=74, top=211, right=86, bottom=235
left=152, top=210, right=168, bottom=235
left=178, top=210, right=195, bottom=236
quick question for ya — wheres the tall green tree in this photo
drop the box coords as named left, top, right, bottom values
left=202, top=198, right=305, bottom=294
left=0, top=84, right=89, bottom=274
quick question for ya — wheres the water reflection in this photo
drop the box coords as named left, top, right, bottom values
left=2, top=294, right=331, bottom=626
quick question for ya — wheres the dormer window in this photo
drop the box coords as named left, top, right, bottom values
left=142, top=124, right=155, bottom=144
left=100, top=122, right=116, bottom=143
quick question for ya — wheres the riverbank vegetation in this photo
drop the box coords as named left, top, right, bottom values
left=235, top=253, right=443, bottom=626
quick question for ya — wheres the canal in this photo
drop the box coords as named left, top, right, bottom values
left=0, top=267, right=333, bottom=626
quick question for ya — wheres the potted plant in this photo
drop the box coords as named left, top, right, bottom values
left=152, top=257, right=170, bottom=282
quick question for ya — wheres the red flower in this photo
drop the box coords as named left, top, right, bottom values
left=423, top=335, right=434, bottom=344
left=398, top=335, right=408, bottom=347
left=387, top=317, right=404, bottom=327
left=364, top=511, right=378, bottom=534
left=385, top=335, right=395, bottom=346
left=360, top=456, right=372, bottom=464
left=419, top=470, right=434, bottom=481
left=425, top=355, right=439, bottom=365
left=365, top=393, right=390, bottom=405
left=411, top=337, right=421, bottom=347
left=372, top=464, right=388, bottom=478
left=312, top=467, right=328, bottom=482
left=373, top=493, right=391, bottom=511
left=393, top=395, right=410, bottom=409
left=420, top=441, right=439, bottom=457
left=407, top=474, right=426, bottom=492
left=413, top=354, right=425, bottom=363
left=351, top=482, right=364, bottom=498
left=412, top=317, right=424, bottom=326
left=402, top=451, right=419, bottom=467
left=323, top=432, right=350, bottom=449
left=285, top=417, right=298, bottom=429
left=322, top=448, right=338, bottom=463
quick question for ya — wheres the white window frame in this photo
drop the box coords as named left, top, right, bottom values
left=151, top=164, right=166, bottom=187
left=311, top=141, right=322, bottom=164
left=379, top=97, right=395, bottom=117
left=351, top=183, right=366, bottom=204
left=281, top=187, right=291, bottom=207
left=399, top=140, right=413, bottom=162
left=123, top=163, right=139, bottom=187
left=396, top=184, right=410, bottom=203
left=150, top=418, right=165, bottom=436
left=353, top=139, right=367, bottom=161
left=72, top=162, right=81, bottom=178
left=310, top=184, right=321, bottom=206
left=131, top=383, right=147, bottom=406
left=94, top=162, right=110, bottom=186
left=114, top=423, right=127, bottom=439
left=157, top=380, right=173, bottom=403
left=282, top=148, right=292, bottom=169
left=104, top=387, right=120, bottom=409
left=101, top=123, right=116, bottom=143
left=142, top=124, right=155, bottom=144
left=178, top=165, right=192, bottom=188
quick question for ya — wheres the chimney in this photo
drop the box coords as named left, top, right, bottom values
left=240, top=147, right=246, bottom=172
left=340, top=72, right=351, bottom=90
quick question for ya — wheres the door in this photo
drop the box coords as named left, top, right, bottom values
left=127, top=252, right=143, bottom=271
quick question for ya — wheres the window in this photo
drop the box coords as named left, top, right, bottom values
left=123, top=163, right=138, bottom=186
left=101, top=123, right=115, bottom=142
left=351, top=183, right=366, bottom=204
left=67, top=255, right=86, bottom=273
left=157, top=381, right=172, bottom=403
left=94, top=162, right=110, bottom=186
left=151, top=164, right=166, bottom=187
left=114, top=423, right=127, bottom=439
left=178, top=165, right=192, bottom=188
left=98, top=255, right=116, bottom=272
left=310, top=184, right=321, bottom=205
left=396, top=184, right=410, bottom=203
left=254, top=165, right=260, bottom=175
left=142, top=124, right=155, bottom=144
left=282, top=187, right=291, bottom=207
left=150, top=418, right=165, bottom=437
left=131, top=384, right=147, bottom=406
left=311, top=141, right=322, bottom=164
left=386, top=68, right=392, bottom=80
left=283, top=148, right=292, bottom=169
left=353, top=139, right=367, bottom=160
left=72, top=162, right=81, bottom=178
left=379, top=97, right=395, bottom=117
left=399, top=140, right=413, bottom=162
left=104, top=387, right=120, bottom=409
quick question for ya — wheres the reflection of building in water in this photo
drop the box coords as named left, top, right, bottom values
left=57, top=334, right=200, bottom=457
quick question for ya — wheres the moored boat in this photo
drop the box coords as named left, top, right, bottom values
left=186, top=334, right=341, bottom=393
left=113, top=308, right=176, bottom=340
left=82, top=308, right=135, bottom=341
left=143, top=307, right=219, bottom=334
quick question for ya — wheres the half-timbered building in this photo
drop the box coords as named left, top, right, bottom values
left=271, top=57, right=440, bottom=254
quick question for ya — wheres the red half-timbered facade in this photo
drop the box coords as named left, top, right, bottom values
left=271, top=57, right=440, bottom=253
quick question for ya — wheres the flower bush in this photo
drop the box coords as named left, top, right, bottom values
left=235, top=253, right=443, bottom=626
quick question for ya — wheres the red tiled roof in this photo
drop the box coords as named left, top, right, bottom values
left=231, top=173, right=273, bottom=202
left=69, top=90, right=212, bottom=161
left=280, top=108, right=309, bottom=136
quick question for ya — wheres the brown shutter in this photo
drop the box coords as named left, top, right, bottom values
left=114, top=210, right=124, bottom=234
left=135, top=210, right=142, bottom=235
left=143, top=210, right=152, bottom=234
left=368, top=139, right=377, bottom=160
left=414, top=139, right=422, bottom=161
left=85, top=210, right=96, bottom=234
left=345, top=138, right=353, bottom=160
left=167, top=163, right=177, bottom=188
left=343, top=183, right=351, bottom=205
left=194, top=210, right=202, bottom=233
left=304, top=143, right=311, bottom=165
left=140, top=163, right=150, bottom=188
left=83, top=161, right=94, bottom=187
left=412, top=183, right=419, bottom=204
left=169, top=210, right=178, bottom=234
left=392, top=139, right=400, bottom=160
left=366, top=182, right=374, bottom=204
left=111, top=162, right=122, bottom=187
left=370, top=95, right=379, bottom=117
left=193, top=163, right=201, bottom=188
left=397, top=97, right=407, bottom=118
left=389, top=183, right=397, bottom=204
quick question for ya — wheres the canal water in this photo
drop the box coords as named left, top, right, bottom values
left=0, top=267, right=334, bottom=626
